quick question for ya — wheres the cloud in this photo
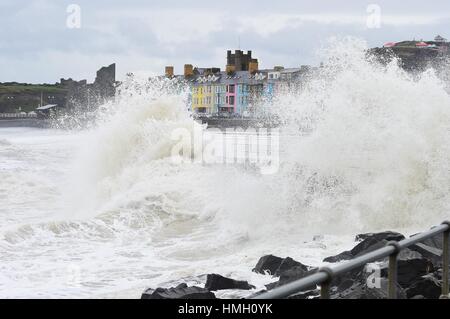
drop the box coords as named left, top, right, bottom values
left=2, top=0, right=450, bottom=83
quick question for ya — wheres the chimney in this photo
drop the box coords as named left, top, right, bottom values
left=165, top=66, right=174, bottom=78
left=184, top=64, right=194, bottom=77
left=249, top=61, right=259, bottom=74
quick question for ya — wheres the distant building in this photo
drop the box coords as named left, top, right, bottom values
left=435, top=35, right=447, bottom=43
left=65, top=63, right=116, bottom=111
left=371, top=35, right=450, bottom=72
left=164, top=50, right=311, bottom=116
left=226, top=50, right=259, bottom=72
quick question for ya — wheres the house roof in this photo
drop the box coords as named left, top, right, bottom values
left=36, top=104, right=58, bottom=110
left=191, top=71, right=269, bottom=86
left=168, top=66, right=309, bottom=86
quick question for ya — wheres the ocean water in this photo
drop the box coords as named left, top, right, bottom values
left=0, top=126, right=355, bottom=298
left=1, top=38, right=450, bottom=298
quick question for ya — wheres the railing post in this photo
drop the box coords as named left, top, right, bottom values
left=387, top=241, right=401, bottom=299
left=441, top=221, right=450, bottom=299
left=319, top=267, right=334, bottom=299
left=320, top=281, right=330, bottom=299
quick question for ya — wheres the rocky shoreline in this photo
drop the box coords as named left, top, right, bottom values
left=141, top=230, right=447, bottom=299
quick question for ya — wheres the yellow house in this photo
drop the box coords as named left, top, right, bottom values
left=192, top=83, right=214, bottom=114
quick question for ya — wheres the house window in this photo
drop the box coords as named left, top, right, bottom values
left=229, top=84, right=235, bottom=93
left=229, top=96, right=235, bottom=105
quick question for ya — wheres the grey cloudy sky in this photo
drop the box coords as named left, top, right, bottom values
left=1, top=0, right=450, bottom=83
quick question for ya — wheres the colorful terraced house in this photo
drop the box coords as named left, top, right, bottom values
left=165, top=50, right=312, bottom=116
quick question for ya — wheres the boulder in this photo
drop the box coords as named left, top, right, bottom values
left=333, top=278, right=406, bottom=299
left=409, top=232, right=450, bottom=267
left=323, top=251, right=353, bottom=263
left=417, top=235, right=443, bottom=250
left=405, top=274, right=442, bottom=299
left=373, top=249, right=434, bottom=289
left=274, top=257, right=309, bottom=276
left=355, top=231, right=405, bottom=242
left=266, top=267, right=318, bottom=291
left=205, top=274, right=255, bottom=291
left=141, top=285, right=216, bottom=299
left=175, top=283, right=188, bottom=289
left=410, top=243, right=443, bottom=267
left=325, top=248, right=433, bottom=292
left=252, top=255, right=284, bottom=275
left=253, top=255, right=311, bottom=278
left=324, top=231, right=404, bottom=263
left=393, top=250, right=433, bottom=288
left=351, top=239, right=390, bottom=257
left=277, top=266, right=311, bottom=286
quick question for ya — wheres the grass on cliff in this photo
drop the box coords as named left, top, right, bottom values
left=0, top=84, right=67, bottom=94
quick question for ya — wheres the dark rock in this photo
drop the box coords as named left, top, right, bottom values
left=351, top=239, right=390, bottom=257
left=264, top=281, right=278, bottom=291
left=205, top=274, right=255, bottom=291
left=396, top=248, right=424, bottom=260
left=336, top=279, right=355, bottom=292
left=323, top=251, right=353, bottom=263
left=405, top=274, right=442, bottom=299
left=434, top=268, right=445, bottom=280
left=274, top=257, right=309, bottom=276
left=397, top=255, right=434, bottom=288
left=278, top=267, right=313, bottom=286
left=355, top=231, right=405, bottom=243
left=175, top=283, right=188, bottom=289
left=378, top=249, right=434, bottom=288
left=269, top=267, right=318, bottom=291
left=324, top=231, right=404, bottom=263
left=416, top=235, right=443, bottom=250
left=410, top=243, right=442, bottom=266
left=333, top=278, right=406, bottom=299
left=409, top=232, right=450, bottom=267
left=253, top=255, right=311, bottom=278
left=141, top=286, right=216, bottom=299
left=328, top=248, right=433, bottom=293
left=252, top=255, right=284, bottom=275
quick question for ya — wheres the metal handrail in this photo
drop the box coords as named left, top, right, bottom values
left=254, top=221, right=450, bottom=299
